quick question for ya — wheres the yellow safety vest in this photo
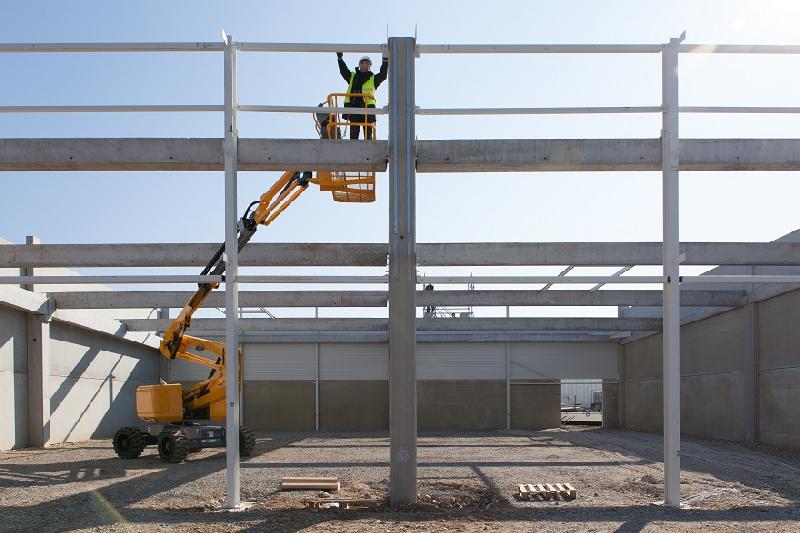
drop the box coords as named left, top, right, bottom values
left=345, top=72, right=376, bottom=106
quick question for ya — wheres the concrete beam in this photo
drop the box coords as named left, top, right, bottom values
left=0, top=242, right=387, bottom=268
left=417, top=242, right=800, bottom=266
left=4, top=138, right=800, bottom=172
left=122, top=316, right=661, bottom=332
left=49, top=289, right=745, bottom=309
left=51, top=290, right=390, bottom=309
left=0, top=138, right=387, bottom=172
left=5, top=242, right=799, bottom=267
left=416, top=138, right=800, bottom=172
left=200, top=331, right=617, bottom=343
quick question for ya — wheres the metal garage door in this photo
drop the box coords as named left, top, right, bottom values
left=319, top=343, right=388, bottom=380
left=418, top=342, right=506, bottom=380
left=244, top=343, right=315, bottom=380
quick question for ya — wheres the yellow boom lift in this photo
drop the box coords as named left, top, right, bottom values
left=112, top=95, right=377, bottom=462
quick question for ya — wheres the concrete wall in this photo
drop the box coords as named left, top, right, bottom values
left=622, top=288, right=800, bottom=446
left=48, top=321, right=160, bottom=442
left=510, top=381, right=562, bottom=430
left=758, top=289, right=800, bottom=446
left=0, top=303, right=161, bottom=449
left=418, top=380, right=506, bottom=430
left=0, top=305, right=28, bottom=450
left=622, top=306, right=754, bottom=441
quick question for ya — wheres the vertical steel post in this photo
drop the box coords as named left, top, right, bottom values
left=505, top=305, right=511, bottom=430
left=388, top=36, right=417, bottom=507
left=661, top=33, right=683, bottom=507
left=223, top=33, right=241, bottom=509
left=315, top=307, right=320, bottom=432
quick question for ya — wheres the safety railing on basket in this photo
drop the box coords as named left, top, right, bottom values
left=312, top=92, right=377, bottom=203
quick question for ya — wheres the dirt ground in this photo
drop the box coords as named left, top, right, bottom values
left=2, top=426, right=799, bottom=532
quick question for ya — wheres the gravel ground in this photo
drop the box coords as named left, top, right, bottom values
left=2, top=426, right=799, bottom=532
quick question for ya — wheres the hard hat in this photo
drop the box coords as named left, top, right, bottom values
left=359, top=55, right=371, bottom=63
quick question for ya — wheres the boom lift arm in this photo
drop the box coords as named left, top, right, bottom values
left=113, top=94, right=377, bottom=463
left=157, top=170, right=313, bottom=420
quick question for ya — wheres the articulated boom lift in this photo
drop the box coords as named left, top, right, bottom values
left=112, top=96, right=377, bottom=462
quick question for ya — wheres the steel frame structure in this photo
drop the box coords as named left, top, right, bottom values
left=3, top=34, right=800, bottom=509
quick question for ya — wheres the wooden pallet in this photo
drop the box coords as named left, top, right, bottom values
left=308, top=498, right=379, bottom=510
left=517, top=483, right=577, bottom=501
left=280, top=477, right=340, bottom=491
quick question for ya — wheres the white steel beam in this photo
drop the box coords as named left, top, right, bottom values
left=0, top=42, right=224, bottom=52
left=661, top=34, right=683, bottom=508
left=417, top=106, right=661, bottom=115
left=416, top=44, right=663, bottom=54
left=0, top=105, right=223, bottom=113
left=236, top=42, right=384, bottom=53
left=223, top=34, right=241, bottom=509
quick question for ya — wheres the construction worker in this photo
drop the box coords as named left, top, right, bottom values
left=336, top=52, right=389, bottom=140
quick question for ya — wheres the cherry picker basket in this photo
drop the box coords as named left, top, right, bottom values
left=313, top=92, right=377, bottom=203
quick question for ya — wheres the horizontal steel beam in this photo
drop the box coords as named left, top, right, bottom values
left=122, top=316, right=662, bottom=332
left=0, top=42, right=225, bottom=52
left=416, top=44, right=663, bottom=54
left=49, top=289, right=745, bottom=309
left=236, top=42, right=384, bottom=53
left=0, top=105, right=224, bottom=113
left=4, top=242, right=799, bottom=267
left=4, top=138, right=800, bottom=172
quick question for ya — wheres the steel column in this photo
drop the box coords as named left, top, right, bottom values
left=388, top=36, right=417, bottom=507
left=661, top=33, right=683, bottom=507
left=223, top=33, right=241, bottom=509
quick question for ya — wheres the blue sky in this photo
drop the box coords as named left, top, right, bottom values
left=2, top=0, right=800, bottom=318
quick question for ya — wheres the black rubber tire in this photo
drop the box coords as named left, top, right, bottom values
left=157, top=430, right=189, bottom=463
left=239, top=425, right=256, bottom=456
left=113, top=427, right=146, bottom=459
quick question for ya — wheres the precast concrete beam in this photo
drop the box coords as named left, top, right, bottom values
left=121, top=316, right=661, bottom=332
left=0, top=138, right=388, bottom=172
left=50, top=289, right=745, bottom=309
left=415, top=138, right=800, bottom=172
left=3, top=138, right=800, bottom=172
left=5, top=242, right=799, bottom=268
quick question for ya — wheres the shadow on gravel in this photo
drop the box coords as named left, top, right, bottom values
left=1, top=433, right=301, bottom=530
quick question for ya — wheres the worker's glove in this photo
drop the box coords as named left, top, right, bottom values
left=337, top=52, right=343, bottom=58
left=382, top=54, right=389, bottom=61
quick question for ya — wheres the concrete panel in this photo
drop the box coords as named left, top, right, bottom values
left=242, top=380, right=315, bottom=430
left=417, top=380, right=505, bottom=430
left=759, top=367, right=800, bottom=447
left=602, top=382, right=620, bottom=429
left=319, top=381, right=388, bottom=430
left=49, top=322, right=156, bottom=381
left=510, top=381, right=561, bottom=430
left=0, top=305, right=27, bottom=373
left=680, top=307, right=749, bottom=376
left=0, top=305, right=28, bottom=450
left=0, top=372, right=28, bottom=450
left=758, top=289, right=800, bottom=370
left=622, top=379, right=663, bottom=434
